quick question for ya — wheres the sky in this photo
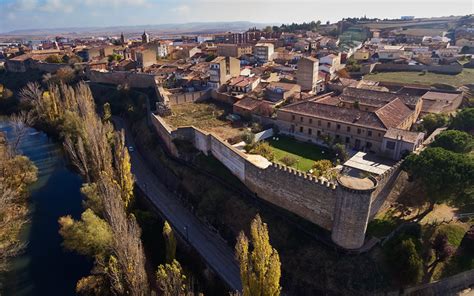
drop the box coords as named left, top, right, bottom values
left=0, top=0, right=473, bottom=33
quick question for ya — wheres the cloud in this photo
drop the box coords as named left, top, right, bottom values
left=83, top=0, right=152, bottom=7
left=7, top=12, right=17, bottom=20
left=40, top=0, right=74, bottom=13
left=17, top=0, right=38, bottom=10
left=172, top=4, right=190, bottom=15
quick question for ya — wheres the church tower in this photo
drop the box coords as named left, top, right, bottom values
left=142, top=31, right=150, bottom=44
left=120, top=32, right=125, bottom=45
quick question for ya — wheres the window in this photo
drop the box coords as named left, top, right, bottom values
left=347, top=126, right=351, bottom=132
left=327, top=122, right=331, bottom=128
left=367, top=130, right=372, bottom=137
left=317, top=130, right=321, bottom=136
left=345, top=137, right=350, bottom=143
left=300, top=126, right=303, bottom=133
left=309, top=118, right=313, bottom=124
left=300, top=117, right=303, bottom=122
left=366, top=142, right=372, bottom=149
left=337, top=124, right=341, bottom=130
left=357, top=128, right=361, bottom=134
left=292, top=115, right=295, bottom=120
left=318, top=120, right=321, bottom=126
left=308, top=128, right=312, bottom=135
left=378, top=133, right=382, bottom=137
left=335, top=134, right=340, bottom=140
left=386, top=141, right=395, bottom=150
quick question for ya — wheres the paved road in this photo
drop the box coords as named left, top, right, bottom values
left=113, top=118, right=242, bottom=292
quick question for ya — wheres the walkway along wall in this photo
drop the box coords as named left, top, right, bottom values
left=150, top=113, right=402, bottom=250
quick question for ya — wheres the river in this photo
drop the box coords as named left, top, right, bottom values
left=0, top=121, right=91, bottom=296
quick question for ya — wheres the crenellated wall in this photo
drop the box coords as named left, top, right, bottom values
left=150, top=113, right=403, bottom=250
left=245, top=162, right=337, bottom=230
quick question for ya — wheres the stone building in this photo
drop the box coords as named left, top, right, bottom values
left=217, top=44, right=253, bottom=58
left=276, top=87, right=424, bottom=159
left=208, top=56, right=240, bottom=89
left=296, top=56, right=319, bottom=92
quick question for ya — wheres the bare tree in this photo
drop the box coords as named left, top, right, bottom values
left=10, top=110, right=36, bottom=152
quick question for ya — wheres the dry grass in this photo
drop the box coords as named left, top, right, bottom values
left=165, top=102, right=243, bottom=139
left=365, top=69, right=474, bottom=87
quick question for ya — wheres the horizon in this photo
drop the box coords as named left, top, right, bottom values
left=1, top=0, right=473, bottom=34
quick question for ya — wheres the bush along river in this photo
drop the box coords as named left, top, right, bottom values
left=0, top=120, right=91, bottom=296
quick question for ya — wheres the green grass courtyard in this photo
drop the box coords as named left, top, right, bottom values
left=265, top=135, right=334, bottom=172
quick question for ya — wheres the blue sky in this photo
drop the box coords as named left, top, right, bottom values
left=1, top=0, right=473, bottom=33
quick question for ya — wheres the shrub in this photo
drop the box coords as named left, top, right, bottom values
left=460, top=226, right=474, bottom=253
left=422, top=113, right=449, bottom=134
left=312, top=160, right=336, bottom=179
left=280, top=155, right=297, bottom=166
left=431, top=130, right=473, bottom=153
left=250, top=142, right=274, bottom=161
left=45, top=54, right=63, bottom=64
left=332, top=143, right=348, bottom=162
left=250, top=122, right=263, bottom=133
left=241, top=131, right=255, bottom=145
left=386, top=238, right=424, bottom=285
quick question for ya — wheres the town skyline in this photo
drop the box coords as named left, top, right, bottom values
left=1, top=0, right=472, bottom=33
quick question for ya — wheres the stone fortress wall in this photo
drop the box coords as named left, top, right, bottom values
left=150, top=112, right=403, bottom=250
left=88, top=70, right=158, bottom=88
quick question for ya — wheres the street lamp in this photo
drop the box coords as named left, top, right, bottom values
left=184, top=225, right=189, bottom=241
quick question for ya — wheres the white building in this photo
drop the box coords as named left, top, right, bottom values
left=254, top=43, right=274, bottom=63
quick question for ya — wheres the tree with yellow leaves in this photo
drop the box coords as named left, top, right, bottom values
left=156, top=259, right=187, bottom=296
left=113, top=129, right=134, bottom=208
left=163, top=221, right=177, bottom=263
left=235, top=214, right=281, bottom=296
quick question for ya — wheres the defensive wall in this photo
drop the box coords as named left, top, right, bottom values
left=373, top=63, right=463, bottom=75
left=150, top=112, right=403, bottom=250
left=164, top=89, right=211, bottom=106
left=88, top=70, right=158, bottom=88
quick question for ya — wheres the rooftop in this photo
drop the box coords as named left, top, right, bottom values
left=421, top=91, right=462, bottom=102
left=384, top=128, right=423, bottom=143
left=280, top=101, right=387, bottom=130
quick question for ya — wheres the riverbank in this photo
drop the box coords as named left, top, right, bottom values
left=0, top=121, right=91, bottom=296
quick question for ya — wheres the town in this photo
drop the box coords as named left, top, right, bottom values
left=0, top=9, right=473, bottom=296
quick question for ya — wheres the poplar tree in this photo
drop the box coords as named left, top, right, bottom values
left=113, top=130, right=134, bottom=208
left=163, top=221, right=177, bottom=263
left=235, top=214, right=281, bottom=296
left=156, top=260, right=187, bottom=296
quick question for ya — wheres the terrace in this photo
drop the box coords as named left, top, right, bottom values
left=164, top=101, right=244, bottom=140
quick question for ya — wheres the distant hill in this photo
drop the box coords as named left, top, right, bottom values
left=1, top=21, right=276, bottom=38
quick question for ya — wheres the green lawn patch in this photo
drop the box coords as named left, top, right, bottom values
left=436, top=224, right=467, bottom=247
left=367, top=217, right=398, bottom=238
left=365, top=68, right=474, bottom=87
left=266, top=135, right=333, bottom=172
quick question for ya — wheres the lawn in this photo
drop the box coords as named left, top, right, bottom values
left=164, top=101, right=242, bottom=139
left=365, top=68, right=474, bottom=87
left=266, top=135, right=333, bottom=172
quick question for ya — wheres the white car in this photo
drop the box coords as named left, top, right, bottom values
left=128, top=146, right=134, bottom=152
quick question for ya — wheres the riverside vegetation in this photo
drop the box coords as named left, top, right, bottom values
left=0, top=115, right=38, bottom=275
left=17, top=81, right=282, bottom=295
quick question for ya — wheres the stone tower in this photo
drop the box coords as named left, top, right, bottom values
left=331, top=175, right=377, bottom=249
left=142, top=31, right=150, bottom=44
left=297, top=56, right=319, bottom=92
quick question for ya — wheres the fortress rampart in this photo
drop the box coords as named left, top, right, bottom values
left=150, top=113, right=402, bottom=250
